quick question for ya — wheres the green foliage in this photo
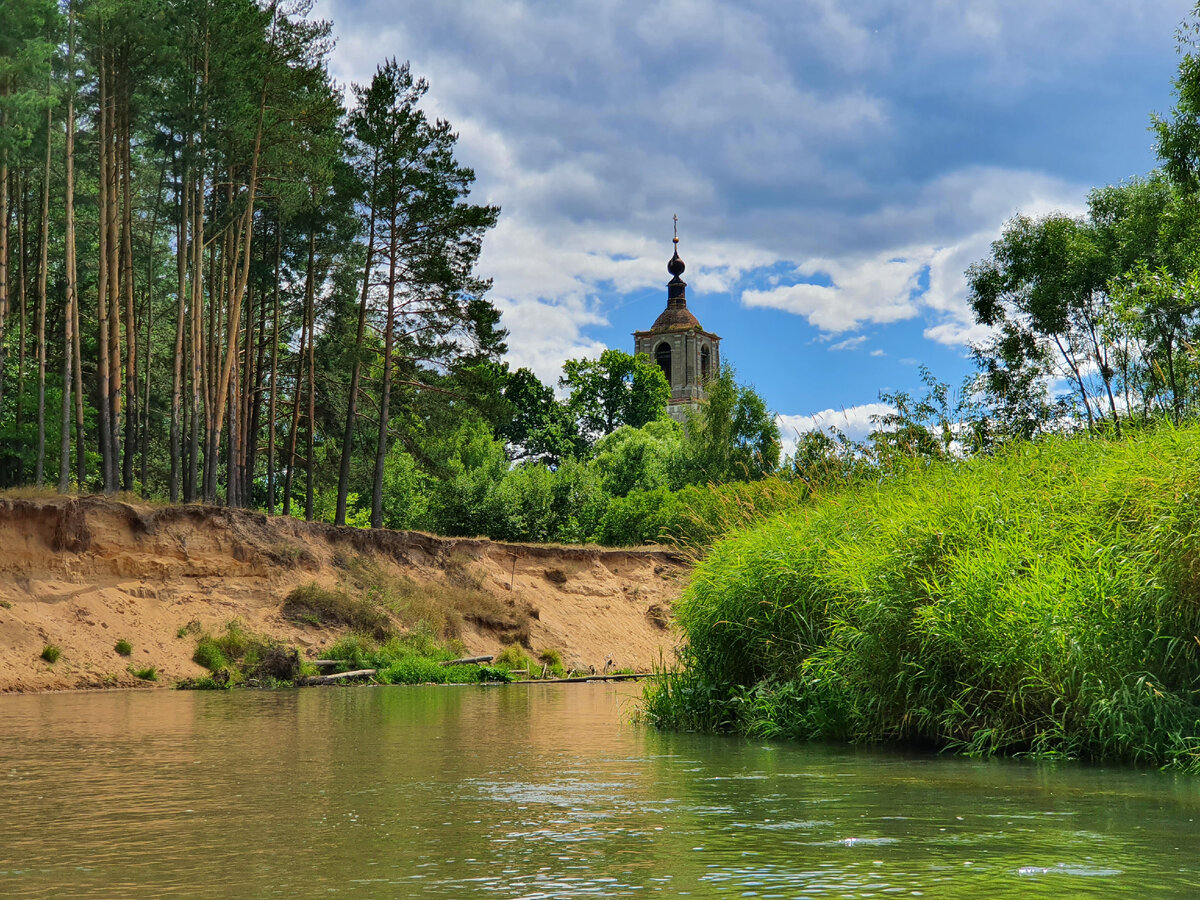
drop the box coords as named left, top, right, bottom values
left=129, top=666, right=157, bottom=682
left=40, top=644, right=60, bottom=664
left=592, top=419, right=682, bottom=496
left=379, top=449, right=430, bottom=531
left=114, top=639, right=133, bottom=657
left=192, top=637, right=229, bottom=672
left=676, top=366, right=780, bottom=485
left=561, top=349, right=670, bottom=442
left=192, top=621, right=275, bottom=676
left=325, top=631, right=486, bottom=684
left=494, top=643, right=534, bottom=672
left=538, top=648, right=567, bottom=678
left=644, top=425, right=1200, bottom=769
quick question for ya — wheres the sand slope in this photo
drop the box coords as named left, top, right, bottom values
left=0, top=497, right=688, bottom=692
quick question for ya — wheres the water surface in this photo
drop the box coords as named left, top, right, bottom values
left=2, top=684, right=1199, bottom=897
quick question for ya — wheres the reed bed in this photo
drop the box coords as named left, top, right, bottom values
left=643, top=425, right=1200, bottom=769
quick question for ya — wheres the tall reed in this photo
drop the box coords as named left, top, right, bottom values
left=644, top=424, right=1200, bottom=769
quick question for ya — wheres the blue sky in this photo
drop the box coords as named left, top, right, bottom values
left=318, top=0, right=1191, bottom=448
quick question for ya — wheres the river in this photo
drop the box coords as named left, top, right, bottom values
left=2, top=684, right=1199, bottom=897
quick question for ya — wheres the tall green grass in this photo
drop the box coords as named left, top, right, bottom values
left=643, top=425, right=1200, bottom=769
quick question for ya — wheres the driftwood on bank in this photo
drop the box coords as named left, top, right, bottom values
left=439, top=655, right=493, bottom=667
left=296, top=668, right=377, bottom=686
left=513, top=672, right=660, bottom=684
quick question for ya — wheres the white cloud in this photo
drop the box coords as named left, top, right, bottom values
left=776, top=402, right=895, bottom=456
left=829, top=335, right=869, bottom=351
left=741, top=250, right=924, bottom=332
left=316, top=0, right=1182, bottom=389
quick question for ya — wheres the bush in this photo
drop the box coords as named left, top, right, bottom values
left=494, top=643, right=534, bottom=673
left=538, top=648, right=567, bottom=678
left=114, top=639, right=133, bottom=656
left=192, top=621, right=275, bottom=674
left=41, top=644, right=61, bottom=664
left=644, top=426, right=1200, bottom=770
left=129, top=666, right=157, bottom=682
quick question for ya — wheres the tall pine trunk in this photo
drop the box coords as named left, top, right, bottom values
left=370, top=212, right=399, bottom=529
left=35, top=100, right=51, bottom=486
left=96, top=49, right=116, bottom=492
left=266, top=228, right=280, bottom=514
left=60, top=2, right=78, bottom=494
left=336, top=167, right=376, bottom=525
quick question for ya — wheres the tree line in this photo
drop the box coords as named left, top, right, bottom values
left=0, top=0, right=783, bottom=544
left=0, top=0, right=502, bottom=519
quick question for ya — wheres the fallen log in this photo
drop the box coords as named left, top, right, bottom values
left=296, top=669, right=377, bottom=686
left=513, top=672, right=661, bottom=684
left=438, top=655, right=493, bottom=667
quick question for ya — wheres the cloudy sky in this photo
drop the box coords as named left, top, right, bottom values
left=317, top=0, right=1190, bottom=446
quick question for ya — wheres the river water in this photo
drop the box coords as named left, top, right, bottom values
left=2, top=684, right=1199, bottom=898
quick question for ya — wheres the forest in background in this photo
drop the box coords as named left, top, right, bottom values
left=11, top=0, right=1200, bottom=550
left=0, top=0, right=784, bottom=546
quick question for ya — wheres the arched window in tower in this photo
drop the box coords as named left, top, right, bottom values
left=700, top=345, right=711, bottom=381
left=655, top=341, right=672, bottom=386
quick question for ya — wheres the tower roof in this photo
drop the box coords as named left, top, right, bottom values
left=649, top=217, right=701, bottom=332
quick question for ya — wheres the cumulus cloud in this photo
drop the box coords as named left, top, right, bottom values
left=776, top=402, right=895, bottom=456
left=742, top=251, right=925, bottom=332
left=829, top=335, right=869, bottom=351
left=317, top=0, right=1182, bottom=381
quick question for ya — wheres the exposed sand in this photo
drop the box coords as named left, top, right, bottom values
left=0, top=497, right=688, bottom=692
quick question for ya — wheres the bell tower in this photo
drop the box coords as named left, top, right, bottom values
left=633, top=217, right=721, bottom=422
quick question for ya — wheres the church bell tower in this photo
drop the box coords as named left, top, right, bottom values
left=633, top=218, right=721, bottom=422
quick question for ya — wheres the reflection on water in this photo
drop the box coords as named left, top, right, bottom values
left=2, top=684, right=1200, bottom=897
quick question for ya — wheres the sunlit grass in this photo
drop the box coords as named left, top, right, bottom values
left=643, top=424, right=1200, bottom=770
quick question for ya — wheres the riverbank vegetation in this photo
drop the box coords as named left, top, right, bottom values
left=643, top=425, right=1200, bottom=769
left=181, top=618, right=583, bottom=689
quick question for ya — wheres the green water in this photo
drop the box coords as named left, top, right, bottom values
left=2, top=684, right=1199, bottom=898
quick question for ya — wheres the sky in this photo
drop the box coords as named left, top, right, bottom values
left=316, top=0, right=1192, bottom=451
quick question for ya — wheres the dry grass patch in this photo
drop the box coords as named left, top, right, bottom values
left=282, top=583, right=394, bottom=639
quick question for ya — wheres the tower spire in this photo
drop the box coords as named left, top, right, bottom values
left=667, top=215, right=686, bottom=304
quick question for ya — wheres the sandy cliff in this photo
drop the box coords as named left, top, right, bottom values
left=0, top=497, right=687, bottom=692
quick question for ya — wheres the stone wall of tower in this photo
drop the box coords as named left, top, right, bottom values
left=634, top=329, right=721, bottom=423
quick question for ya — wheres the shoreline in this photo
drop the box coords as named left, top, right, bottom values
left=0, top=495, right=687, bottom=694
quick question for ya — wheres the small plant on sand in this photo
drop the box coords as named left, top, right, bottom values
left=41, top=644, right=61, bottom=664
left=129, top=666, right=158, bottom=681
left=495, top=643, right=535, bottom=674
left=114, top=639, right=133, bottom=656
left=177, top=619, right=202, bottom=639
left=538, top=648, right=567, bottom=678
left=0, top=599, right=12, bottom=609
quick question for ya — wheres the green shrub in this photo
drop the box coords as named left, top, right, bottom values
left=129, top=666, right=157, bottom=682
left=192, top=621, right=275, bottom=673
left=114, top=639, right=133, bottom=656
left=494, top=643, right=534, bottom=673
left=477, top=665, right=515, bottom=683
left=192, top=637, right=228, bottom=671
left=40, top=644, right=61, bottom=664
left=643, top=426, right=1200, bottom=770
left=538, top=648, right=567, bottom=678
left=177, top=619, right=202, bottom=639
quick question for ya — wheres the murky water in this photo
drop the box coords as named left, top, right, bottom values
left=2, top=684, right=1199, bottom=897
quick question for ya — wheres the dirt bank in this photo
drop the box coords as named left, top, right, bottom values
left=0, top=496, right=688, bottom=692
